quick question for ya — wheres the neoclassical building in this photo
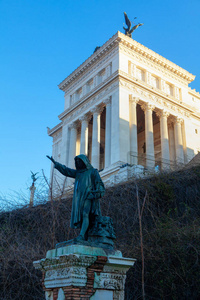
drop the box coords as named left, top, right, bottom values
left=48, top=31, right=200, bottom=192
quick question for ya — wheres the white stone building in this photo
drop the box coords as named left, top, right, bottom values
left=48, top=31, right=200, bottom=192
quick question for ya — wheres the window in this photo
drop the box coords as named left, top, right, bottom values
left=76, top=87, right=83, bottom=101
left=151, top=75, right=159, bottom=89
left=86, top=78, right=93, bottom=93
left=165, top=82, right=173, bottom=96
left=136, top=67, right=145, bottom=81
left=98, top=68, right=106, bottom=84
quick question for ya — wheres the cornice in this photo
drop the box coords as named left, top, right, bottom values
left=58, top=31, right=195, bottom=94
left=121, top=46, right=187, bottom=86
left=58, top=71, right=119, bottom=121
left=188, top=87, right=200, bottom=99
left=63, top=48, right=118, bottom=94
left=48, top=122, right=62, bottom=137
left=59, top=79, right=119, bottom=125
left=117, top=32, right=195, bottom=83
left=58, top=32, right=120, bottom=91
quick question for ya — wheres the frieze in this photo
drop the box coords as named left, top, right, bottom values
left=119, top=79, right=192, bottom=118
left=52, top=131, right=62, bottom=143
left=45, top=267, right=86, bottom=280
left=118, top=33, right=194, bottom=83
left=94, top=272, right=125, bottom=290
left=120, top=45, right=188, bottom=86
left=61, top=48, right=118, bottom=93
left=60, top=80, right=118, bottom=123
left=35, top=254, right=97, bottom=271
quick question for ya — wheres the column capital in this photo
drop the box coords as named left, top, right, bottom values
left=168, top=121, right=174, bottom=129
left=156, top=110, right=170, bottom=118
left=175, top=116, right=184, bottom=124
left=141, top=102, right=155, bottom=112
left=103, top=97, right=111, bottom=106
left=129, top=95, right=139, bottom=104
left=69, top=121, right=78, bottom=130
left=91, top=105, right=104, bottom=115
left=79, top=113, right=92, bottom=123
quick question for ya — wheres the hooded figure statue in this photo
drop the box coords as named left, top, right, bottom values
left=47, top=154, right=105, bottom=241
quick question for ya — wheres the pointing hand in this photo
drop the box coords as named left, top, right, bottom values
left=46, top=155, right=55, bottom=164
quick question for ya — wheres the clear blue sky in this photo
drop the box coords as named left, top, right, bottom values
left=0, top=0, right=200, bottom=199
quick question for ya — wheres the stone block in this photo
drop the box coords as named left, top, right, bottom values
left=34, top=244, right=135, bottom=300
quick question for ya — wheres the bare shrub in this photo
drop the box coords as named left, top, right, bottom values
left=0, top=166, right=200, bottom=299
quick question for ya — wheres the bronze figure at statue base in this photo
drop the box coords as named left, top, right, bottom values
left=56, top=216, right=116, bottom=251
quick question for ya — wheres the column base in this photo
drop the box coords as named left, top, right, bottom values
left=34, top=244, right=136, bottom=300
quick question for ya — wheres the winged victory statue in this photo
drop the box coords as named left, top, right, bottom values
left=123, top=12, right=144, bottom=38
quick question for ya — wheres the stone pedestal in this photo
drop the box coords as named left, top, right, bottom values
left=34, top=245, right=135, bottom=300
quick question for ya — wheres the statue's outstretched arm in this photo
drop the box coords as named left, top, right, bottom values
left=46, top=155, right=56, bottom=164
left=47, top=155, right=76, bottom=178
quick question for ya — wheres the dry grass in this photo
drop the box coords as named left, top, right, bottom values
left=0, top=166, right=200, bottom=299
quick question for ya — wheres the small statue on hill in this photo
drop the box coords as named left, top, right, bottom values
left=31, top=171, right=38, bottom=184
left=123, top=12, right=144, bottom=38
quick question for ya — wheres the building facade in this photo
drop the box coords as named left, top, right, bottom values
left=48, top=31, right=200, bottom=192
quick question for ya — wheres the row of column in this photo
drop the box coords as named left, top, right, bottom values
left=130, top=96, right=185, bottom=169
left=68, top=98, right=112, bottom=170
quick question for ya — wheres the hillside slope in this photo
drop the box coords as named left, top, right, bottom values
left=0, top=166, right=200, bottom=299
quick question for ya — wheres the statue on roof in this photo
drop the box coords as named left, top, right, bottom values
left=123, top=12, right=144, bottom=38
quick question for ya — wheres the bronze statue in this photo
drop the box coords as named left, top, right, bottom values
left=47, top=155, right=105, bottom=242
left=123, top=12, right=144, bottom=38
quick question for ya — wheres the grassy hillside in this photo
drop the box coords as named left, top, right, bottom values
left=0, top=166, right=200, bottom=299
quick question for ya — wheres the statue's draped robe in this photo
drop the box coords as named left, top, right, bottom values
left=54, top=155, right=105, bottom=229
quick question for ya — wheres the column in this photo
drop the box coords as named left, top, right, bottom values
left=157, top=110, right=170, bottom=169
left=129, top=96, right=139, bottom=165
left=174, top=117, right=184, bottom=165
left=80, top=114, right=90, bottom=156
left=91, top=106, right=102, bottom=169
left=141, top=103, right=155, bottom=169
left=104, top=98, right=111, bottom=168
left=168, top=122, right=176, bottom=168
left=68, top=122, right=78, bottom=169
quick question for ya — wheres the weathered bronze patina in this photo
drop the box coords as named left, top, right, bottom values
left=123, top=12, right=144, bottom=38
left=47, top=155, right=115, bottom=249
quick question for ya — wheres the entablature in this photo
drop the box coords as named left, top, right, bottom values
left=119, top=75, right=195, bottom=119
left=59, top=71, right=119, bottom=121
left=117, top=32, right=195, bottom=84
left=48, top=122, right=62, bottom=137
left=59, top=79, right=118, bottom=125
left=58, top=32, right=120, bottom=92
